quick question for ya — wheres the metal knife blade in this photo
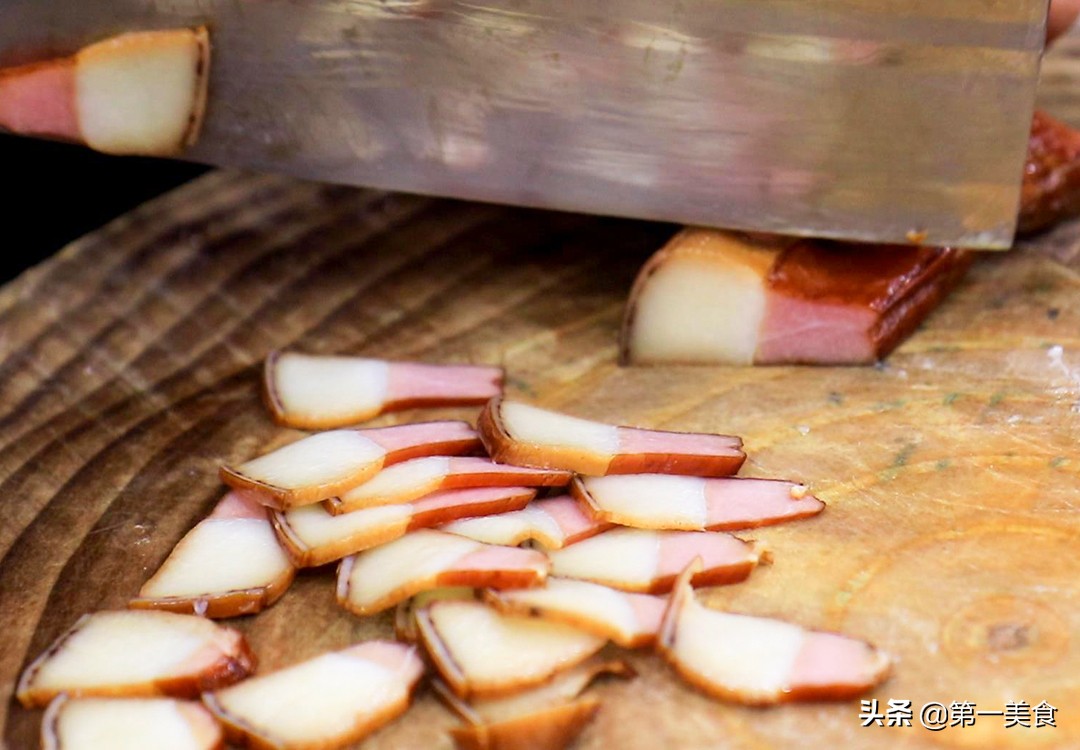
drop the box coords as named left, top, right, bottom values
left=1, top=0, right=1049, bottom=248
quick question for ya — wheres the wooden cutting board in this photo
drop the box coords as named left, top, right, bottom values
left=3, top=57, right=1080, bottom=750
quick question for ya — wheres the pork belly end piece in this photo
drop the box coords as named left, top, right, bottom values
left=479, top=397, right=744, bottom=477
left=416, top=600, right=606, bottom=700
left=337, top=529, right=549, bottom=615
left=220, top=420, right=480, bottom=509
left=204, top=641, right=423, bottom=750
left=621, top=228, right=972, bottom=366
left=42, top=696, right=223, bottom=750
left=17, top=610, right=255, bottom=708
left=572, top=474, right=823, bottom=531
left=1019, top=109, right=1080, bottom=234
left=658, top=565, right=890, bottom=704
left=130, top=492, right=295, bottom=618
left=264, top=352, right=504, bottom=429
left=0, top=28, right=209, bottom=155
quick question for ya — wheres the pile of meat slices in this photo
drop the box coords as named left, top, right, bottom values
left=18, top=353, right=890, bottom=750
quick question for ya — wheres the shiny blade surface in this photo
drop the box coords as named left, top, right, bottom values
left=1, top=0, right=1048, bottom=248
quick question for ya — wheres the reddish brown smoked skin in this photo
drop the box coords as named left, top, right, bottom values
left=1019, top=109, right=1080, bottom=235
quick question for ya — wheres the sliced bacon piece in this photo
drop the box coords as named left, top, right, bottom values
left=220, top=421, right=480, bottom=510
left=273, top=486, right=537, bottom=567
left=130, top=492, right=295, bottom=618
left=571, top=475, right=824, bottom=531
left=203, top=641, right=423, bottom=750
left=263, top=352, right=504, bottom=429
left=325, top=456, right=571, bottom=515
left=42, top=696, right=223, bottom=750
left=433, top=660, right=635, bottom=750
left=620, top=228, right=972, bottom=366
left=416, top=600, right=606, bottom=700
left=337, top=530, right=549, bottom=616
left=16, top=610, right=255, bottom=708
left=395, top=588, right=478, bottom=643
left=0, top=28, right=209, bottom=155
left=1019, top=109, right=1080, bottom=235
left=441, top=495, right=612, bottom=550
left=547, top=528, right=761, bottom=594
left=478, top=398, right=744, bottom=477
left=658, top=563, right=891, bottom=704
left=486, top=579, right=665, bottom=649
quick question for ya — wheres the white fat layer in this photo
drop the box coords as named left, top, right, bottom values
left=582, top=475, right=707, bottom=529
left=500, top=579, right=640, bottom=641
left=673, top=596, right=803, bottom=698
left=471, top=664, right=604, bottom=722
left=629, top=242, right=768, bottom=365
left=284, top=504, right=411, bottom=548
left=272, top=354, right=390, bottom=423
left=442, top=506, right=562, bottom=547
left=238, top=431, right=383, bottom=490
left=548, top=529, right=660, bottom=587
left=76, top=32, right=201, bottom=155
left=345, top=531, right=480, bottom=607
left=140, top=519, right=291, bottom=598
left=213, top=653, right=406, bottom=745
left=500, top=402, right=618, bottom=456
left=430, top=602, right=603, bottom=688
left=342, top=457, right=451, bottom=503
left=32, top=612, right=223, bottom=690
left=56, top=699, right=209, bottom=750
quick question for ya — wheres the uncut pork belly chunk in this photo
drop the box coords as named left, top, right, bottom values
left=273, top=486, right=537, bottom=567
left=658, top=564, right=891, bottom=704
left=42, top=696, right=223, bottom=750
left=546, top=528, right=761, bottom=594
left=485, top=578, right=666, bottom=649
left=16, top=610, right=255, bottom=708
left=219, top=420, right=480, bottom=509
left=478, top=397, right=744, bottom=477
left=1019, top=109, right=1080, bottom=234
left=571, top=474, right=823, bottom=531
left=416, top=599, right=607, bottom=700
left=204, top=641, right=423, bottom=750
left=336, top=529, right=549, bottom=616
left=264, top=352, right=504, bottom=429
left=325, top=456, right=571, bottom=514
left=440, top=494, right=612, bottom=550
left=130, top=491, right=295, bottom=618
left=433, top=660, right=635, bottom=750
left=0, top=28, right=209, bottom=155
left=621, top=228, right=972, bottom=366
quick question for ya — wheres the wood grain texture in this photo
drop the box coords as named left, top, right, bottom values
left=3, top=40, right=1080, bottom=749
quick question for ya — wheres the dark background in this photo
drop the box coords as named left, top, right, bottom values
left=2, top=132, right=207, bottom=284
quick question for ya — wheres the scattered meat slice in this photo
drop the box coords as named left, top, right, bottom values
left=325, top=456, right=570, bottom=515
left=547, top=528, right=761, bottom=594
left=203, top=641, right=423, bottom=750
left=486, top=578, right=666, bottom=648
left=16, top=610, right=255, bottom=708
left=1019, top=109, right=1080, bottom=235
left=658, top=563, right=891, bottom=704
left=621, top=228, right=972, bottom=366
left=273, top=486, right=537, bottom=567
left=220, top=421, right=480, bottom=510
left=478, top=398, right=744, bottom=477
left=337, top=530, right=549, bottom=615
left=433, top=660, right=635, bottom=750
left=441, top=495, right=612, bottom=550
left=41, top=696, right=223, bottom=750
left=0, top=28, right=209, bottom=155
left=264, top=352, right=504, bottom=429
left=571, top=475, right=824, bottom=531
left=416, top=600, right=606, bottom=700
left=130, top=492, right=295, bottom=618
left=395, top=588, right=478, bottom=643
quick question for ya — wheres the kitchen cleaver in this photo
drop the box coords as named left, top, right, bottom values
left=0, top=0, right=1050, bottom=248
